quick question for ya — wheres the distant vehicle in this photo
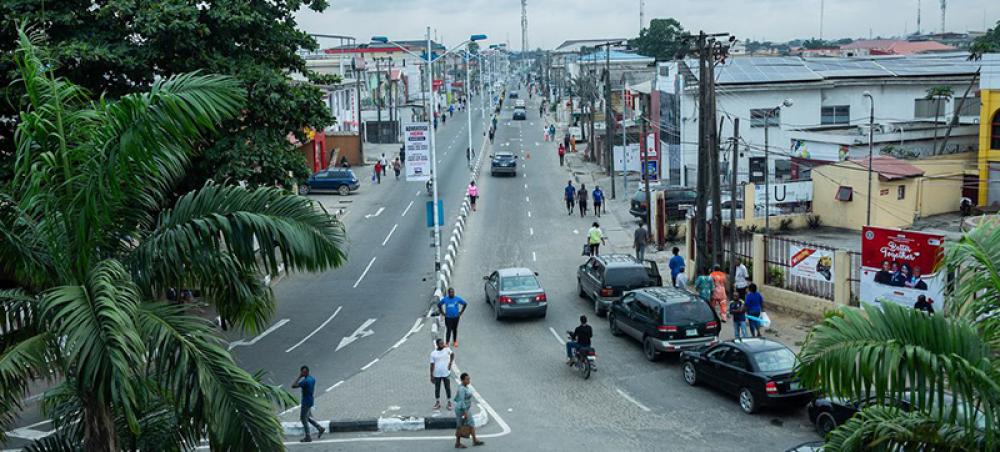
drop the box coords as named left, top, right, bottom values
left=629, top=185, right=697, bottom=219
left=609, top=287, right=720, bottom=361
left=508, top=91, right=519, bottom=99
left=299, top=168, right=359, bottom=196
left=514, top=99, right=526, bottom=108
left=490, top=151, right=518, bottom=176
left=512, top=107, right=527, bottom=120
left=577, top=254, right=661, bottom=317
left=483, top=268, right=547, bottom=320
left=681, top=338, right=814, bottom=414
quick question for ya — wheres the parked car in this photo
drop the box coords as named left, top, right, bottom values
left=807, top=392, right=984, bottom=438
left=512, top=107, right=527, bottom=120
left=299, top=168, right=360, bottom=196
left=577, top=254, right=661, bottom=317
left=629, top=185, right=697, bottom=219
left=483, top=268, right=547, bottom=320
left=490, top=151, right=518, bottom=176
left=608, top=287, right=720, bottom=361
left=681, top=338, right=813, bottom=414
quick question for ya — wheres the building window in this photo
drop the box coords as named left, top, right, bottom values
left=914, top=98, right=946, bottom=119
left=953, top=96, right=980, bottom=117
left=774, top=159, right=791, bottom=181
left=836, top=186, right=853, bottom=201
left=897, top=185, right=906, bottom=200
left=658, top=65, right=669, bottom=77
left=750, top=108, right=780, bottom=127
left=821, top=105, right=850, bottom=125
left=992, top=111, right=1000, bottom=150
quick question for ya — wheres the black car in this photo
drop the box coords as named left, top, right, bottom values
left=629, top=185, right=697, bottom=219
left=681, top=338, right=813, bottom=414
left=609, top=287, right=720, bottom=361
left=508, top=91, right=519, bottom=99
left=512, top=107, right=527, bottom=120
left=577, top=254, right=661, bottom=317
left=490, top=151, right=518, bottom=176
left=808, top=392, right=985, bottom=438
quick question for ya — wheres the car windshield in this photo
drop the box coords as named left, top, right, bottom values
left=501, top=275, right=540, bottom=291
left=662, top=301, right=715, bottom=324
left=495, top=154, right=515, bottom=160
left=605, top=267, right=650, bottom=287
left=752, top=348, right=798, bottom=373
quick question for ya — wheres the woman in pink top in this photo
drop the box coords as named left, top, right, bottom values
left=467, top=181, right=479, bottom=212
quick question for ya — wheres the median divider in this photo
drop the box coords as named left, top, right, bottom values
left=280, top=407, right=488, bottom=435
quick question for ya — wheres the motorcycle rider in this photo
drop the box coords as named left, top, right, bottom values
left=566, top=315, right=593, bottom=366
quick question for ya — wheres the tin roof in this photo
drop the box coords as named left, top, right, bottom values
left=848, top=156, right=925, bottom=180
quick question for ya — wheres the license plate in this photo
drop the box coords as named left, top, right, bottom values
left=686, top=328, right=698, bottom=336
left=789, top=381, right=801, bottom=390
left=518, top=297, right=532, bottom=304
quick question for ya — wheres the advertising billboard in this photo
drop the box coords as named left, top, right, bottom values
left=789, top=245, right=835, bottom=282
left=404, top=123, right=431, bottom=182
left=860, top=226, right=946, bottom=311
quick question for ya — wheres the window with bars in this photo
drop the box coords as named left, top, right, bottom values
left=953, top=96, right=980, bottom=117
left=750, top=108, right=780, bottom=127
left=914, top=98, right=945, bottom=119
left=992, top=111, right=1000, bottom=150
left=821, top=105, right=850, bottom=125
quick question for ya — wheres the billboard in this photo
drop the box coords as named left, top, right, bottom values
left=789, top=245, right=835, bottom=282
left=860, top=226, right=946, bottom=311
left=404, top=123, right=431, bottom=182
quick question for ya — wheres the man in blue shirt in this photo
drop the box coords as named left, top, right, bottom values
left=564, top=181, right=576, bottom=215
left=744, top=283, right=765, bottom=337
left=669, top=247, right=686, bottom=287
left=438, top=288, right=468, bottom=348
left=292, top=366, right=325, bottom=442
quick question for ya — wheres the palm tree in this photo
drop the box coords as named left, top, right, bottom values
left=798, top=223, right=1000, bottom=450
left=0, top=29, right=346, bottom=450
left=925, top=85, right=954, bottom=155
left=571, top=73, right=600, bottom=160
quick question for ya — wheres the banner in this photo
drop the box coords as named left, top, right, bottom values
left=404, top=123, right=431, bottom=182
left=860, top=226, right=946, bottom=311
left=789, top=245, right=835, bottom=282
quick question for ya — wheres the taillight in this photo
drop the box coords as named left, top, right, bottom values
left=586, top=350, right=597, bottom=356
left=599, top=288, right=614, bottom=297
left=498, top=296, right=513, bottom=304
left=657, top=325, right=678, bottom=333
left=765, top=381, right=778, bottom=394
left=534, top=293, right=547, bottom=302
left=705, top=321, right=718, bottom=330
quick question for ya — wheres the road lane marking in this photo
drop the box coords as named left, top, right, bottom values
left=529, top=227, right=533, bottom=236
left=533, top=251, right=537, bottom=262
left=525, top=196, right=530, bottom=203
left=361, top=358, right=379, bottom=371
left=524, top=184, right=527, bottom=189
left=382, top=224, right=398, bottom=246
left=402, top=200, right=414, bottom=216
left=336, top=318, right=377, bottom=351
left=353, top=256, right=377, bottom=288
left=548, top=327, right=566, bottom=345
left=615, top=388, right=652, bottom=412
left=325, top=380, right=344, bottom=393
left=285, top=306, right=342, bottom=353
left=408, top=318, right=424, bottom=334
left=391, top=337, right=407, bottom=349
left=364, top=207, right=385, bottom=219
left=280, top=404, right=300, bottom=415
left=527, top=211, right=531, bottom=218
left=227, top=318, right=290, bottom=350
left=415, top=190, right=420, bottom=196
left=573, top=229, right=579, bottom=234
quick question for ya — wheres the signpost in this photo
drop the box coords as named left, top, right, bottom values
left=860, top=226, right=946, bottom=311
left=404, top=123, right=431, bottom=181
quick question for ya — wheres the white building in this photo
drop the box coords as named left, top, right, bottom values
left=656, top=54, right=983, bottom=187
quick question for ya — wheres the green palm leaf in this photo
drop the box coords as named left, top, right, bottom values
left=827, top=405, right=982, bottom=451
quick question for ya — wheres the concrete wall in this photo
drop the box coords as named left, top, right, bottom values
left=813, top=162, right=918, bottom=230
left=328, top=133, right=364, bottom=166
left=912, top=153, right=976, bottom=217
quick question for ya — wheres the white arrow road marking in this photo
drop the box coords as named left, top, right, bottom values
left=285, top=306, right=341, bottom=353
left=364, top=207, right=385, bottom=219
left=336, top=318, right=377, bottom=352
left=228, top=318, right=290, bottom=350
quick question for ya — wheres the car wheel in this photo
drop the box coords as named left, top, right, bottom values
left=577, top=279, right=585, bottom=298
left=484, top=290, right=490, bottom=304
left=298, top=185, right=310, bottom=195
left=539, top=309, right=547, bottom=319
left=682, top=362, right=698, bottom=386
left=594, top=299, right=606, bottom=317
left=494, top=304, right=502, bottom=321
left=643, top=337, right=659, bottom=362
left=338, top=185, right=350, bottom=196
left=609, top=315, right=622, bottom=336
left=738, top=387, right=758, bottom=414
left=815, top=412, right=837, bottom=437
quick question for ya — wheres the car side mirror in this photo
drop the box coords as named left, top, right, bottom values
left=489, top=154, right=494, bottom=158
left=534, top=271, right=539, bottom=276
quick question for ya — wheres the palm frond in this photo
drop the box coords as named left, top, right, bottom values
left=0, top=333, right=58, bottom=442
left=945, top=224, right=1000, bottom=345
left=23, top=433, right=82, bottom=452
left=827, top=405, right=982, bottom=451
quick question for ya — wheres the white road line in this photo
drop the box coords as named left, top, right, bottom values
left=325, top=380, right=344, bottom=393
left=402, top=200, right=414, bottom=216
left=382, top=224, right=398, bottom=246
left=529, top=227, right=534, bottom=236
left=525, top=196, right=530, bottom=203
left=353, top=256, right=377, bottom=288
left=524, top=183, right=528, bottom=189
left=573, top=229, right=579, bottom=234
left=415, top=190, right=420, bottom=196
left=279, top=404, right=300, bottom=415
left=285, top=306, right=342, bottom=353
left=548, top=327, right=566, bottom=345
left=522, top=173, right=526, bottom=178
left=408, top=318, right=424, bottom=334
left=533, top=251, right=537, bottom=262
left=527, top=211, right=531, bottom=218
left=228, top=318, right=290, bottom=350
left=361, top=358, right=379, bottom=371
left=615, top=388, right=652, bottom=412
left=364, top=207, right=385, bottom=219
left=391, top=337, right=407, bottom=349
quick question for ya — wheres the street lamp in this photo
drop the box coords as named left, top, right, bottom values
left=863, top=91, right=875, bottom=226
left=371, top=31, right=486, bottom=292
left=763, top=98, right=793, bottom=235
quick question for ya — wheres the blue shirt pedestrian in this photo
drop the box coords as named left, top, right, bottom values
left=745, top=291, right=764, bottom=313
left=298, top=375, right=316, bottom=407
left=438, top=295, right=467, bottom=318
left=592, top=188, right=604, bottom=203
left=669, top=255, right=685, bottom=278
left=564, top=184, right=576, bottom=201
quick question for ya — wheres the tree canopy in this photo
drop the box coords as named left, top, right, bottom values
left=971, top=20, right=1000, bottom=58
left=0, top=0, right=336, bottom=189
left=629, top=18, right=687, bottom=61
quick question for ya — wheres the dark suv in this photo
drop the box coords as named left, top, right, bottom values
left=577, top=254, right=661, bottom=317
left=609, top=287, right=720, bottom=361
left=629, top=185, right=697, bottom=219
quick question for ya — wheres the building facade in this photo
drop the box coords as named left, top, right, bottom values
left=979, top=54, right=1000, bottom=207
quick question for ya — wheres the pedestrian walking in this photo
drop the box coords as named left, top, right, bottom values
left=292, top=366, right=325, bottom=442
left=587, top=222, right=605, bottom=256
left=467, top=181, right=478, bottom=212
left=549, top=124, right=556, bottom=140
left=634, top=222, right=649, bottom=261
left=577, top=183, right=588, bottom=217
left=592, top=186, right=604, bottom=217
left=694, top=268, right=714, bottom=304
left=430, top=338, right=455, bottom=411
left=730, top=297, right=748, bottom=339
left=488, top=127, right=495, bottom=143
left=734, top=259, right=750, bottom=300
left=437, top=288, right=467, bottom=348
left=392, top=158, right=402, bottom=180
left=557, top=144, right=566, bottom=166
left=543, top=125, right=550, bottom=142
left=675, top=266, right=689, bottom=290
left=564, top=181, right=576, bottom=215
left=453, top=372, right=484, bottom=448
left=710, top=265, right=729, bottom=322
left=744, top=283, right=765, bottom=337
left=570, top=135, right=577, bottom=153
left=668, top=247, right=685, bottom=287
left=373, top=161, right=382, bottom=184
left=563, top=133, right=570, bottom=150
left=380, top=153, right=388, bottom=176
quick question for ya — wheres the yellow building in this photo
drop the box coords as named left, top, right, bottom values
left=813, top=156, right=926, bottom=230
left=980, top=53, right=1000, bottom=207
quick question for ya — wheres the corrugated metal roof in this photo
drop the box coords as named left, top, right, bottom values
left=848, top=156, right=925, bottom=180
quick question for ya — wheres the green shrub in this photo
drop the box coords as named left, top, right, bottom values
left=768, top=265, right=785, bottom=287
left=807, top=214, right=822, bottom=229
left=779, top=218, right=793, bottom=231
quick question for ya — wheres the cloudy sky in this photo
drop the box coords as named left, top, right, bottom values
left=296, top=0, right=999, bottom=49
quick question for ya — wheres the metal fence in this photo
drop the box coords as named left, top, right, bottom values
left=720, top=227, right=755, bottom=268
left=847, top=250, right=862, bottom=306
left=764, top=235, right=836, bottom=301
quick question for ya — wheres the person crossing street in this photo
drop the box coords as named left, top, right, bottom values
left=292, top=366, right=325, bottom=442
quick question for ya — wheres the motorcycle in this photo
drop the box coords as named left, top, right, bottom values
left=425, top=179, right=433, bottom=196
left=567, top=331, right=596, bottom=379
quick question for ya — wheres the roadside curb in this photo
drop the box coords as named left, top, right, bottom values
left=281, top=407, right=489, bottom=436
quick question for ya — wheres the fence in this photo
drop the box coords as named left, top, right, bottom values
left=847, top=250, right=862, bottom=306
left=719, top=227, right=755, bottom=269
left=764, top=235, right=836, bottom=301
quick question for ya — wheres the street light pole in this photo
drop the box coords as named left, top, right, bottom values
left=864, top=91, right=875, bottom=226
left=466, top=49, right=474, bottom=170
left=763, top=99, right=793, bottom=235
left=426, top=27, right=443, bottom=277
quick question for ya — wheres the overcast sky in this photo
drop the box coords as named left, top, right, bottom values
left=296, top=0, right=999, bottom=49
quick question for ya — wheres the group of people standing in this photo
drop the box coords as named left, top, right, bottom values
left=433, top=288, right=484, bottom=448
left=563, top=181, right=605, bottom=218
left=669, top=251, right=766, bottom=340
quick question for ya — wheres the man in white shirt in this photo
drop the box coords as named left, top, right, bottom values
left=429, top=338, right=455, bottom=410
left=734, top=259, right=750, bottom=300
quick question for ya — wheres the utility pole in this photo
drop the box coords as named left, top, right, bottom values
left=641, top=91, right=652, bottom=232
left=375, top=58, right=383, bottom=142
left=622, top=82, right=629, bottom=197
left=604, top=43, right=616, bottom=199
left=729, top=118, right=739, bottom=295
